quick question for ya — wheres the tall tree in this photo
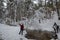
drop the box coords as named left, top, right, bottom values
left=56, top=0, right=60, bottom=20
left=0, top=0, right=5, bottom=19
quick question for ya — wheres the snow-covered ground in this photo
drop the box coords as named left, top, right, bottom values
left=0, top=24, right=27, bottom=40
left=0, top=11, right=60, bottom=40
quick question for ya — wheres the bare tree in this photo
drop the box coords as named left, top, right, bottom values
left=55, top=0, right=60, bottom=20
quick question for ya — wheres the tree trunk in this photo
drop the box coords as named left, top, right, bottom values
left=56, top=0, right=60, bottom=20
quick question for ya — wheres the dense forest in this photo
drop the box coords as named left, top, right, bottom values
left=0, top=0, right=60, bottom=25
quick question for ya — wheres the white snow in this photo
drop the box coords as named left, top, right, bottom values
left=0, top=24, right=27, bottom=40
left=0, top=9, right=60, bottom=40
